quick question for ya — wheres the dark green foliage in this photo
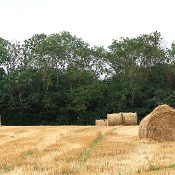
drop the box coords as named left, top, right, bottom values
left=0, top=31, right=175, bottom=125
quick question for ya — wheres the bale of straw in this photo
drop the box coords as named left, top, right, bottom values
left=122, top=112, right=137, bottom=125
left=139, top=104, right=175, bottom=141
left=107, top=113, right=123, bottom=126
left=104, top=119, right=108, bottom=126
left=95, top=119, right=106, bottom=126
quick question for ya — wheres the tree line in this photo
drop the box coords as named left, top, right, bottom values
left=0, top=31, right=175, bottom=125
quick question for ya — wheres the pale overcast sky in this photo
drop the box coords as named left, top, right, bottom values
left=0, top=0, right=175, bottom=47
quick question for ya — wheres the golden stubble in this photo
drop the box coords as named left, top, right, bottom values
left=0, top=126, right=174, bottom=175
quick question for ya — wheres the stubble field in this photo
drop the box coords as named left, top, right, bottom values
left=0, top=125, right=175, bottom=175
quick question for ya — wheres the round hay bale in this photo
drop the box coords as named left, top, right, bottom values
left=95, top=119, right=106, bottom=126
left=139, top=104, right=175, bottom=141
left=122, top=112, right=137, bottom=125
left=107, top=113, right=123, bottom=126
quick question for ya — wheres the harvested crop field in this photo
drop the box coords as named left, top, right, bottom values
left=0, top=126, right=175, bottom=175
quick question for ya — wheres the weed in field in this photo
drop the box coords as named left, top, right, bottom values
left=21, top=149, right=34, bottom=159
left=0, top=163, right=15, bottom=172
left=145, top=156, right=160, bottom=172
left=169, top=164, right=175, bottom=168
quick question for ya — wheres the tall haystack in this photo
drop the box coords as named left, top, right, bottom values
left=107, top=113, right=123, bottom=126
left=122, top=112, right=137, bottom=125
left=139, top=104, right=175, bottom=141
left=95, top=119, right=107, bottom=126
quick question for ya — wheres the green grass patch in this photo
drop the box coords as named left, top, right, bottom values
left=21, top=149, right=34, bottom=159
left=0, top=163, right=15, bottom=172
left=79, top=134, right=104, bottom=169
